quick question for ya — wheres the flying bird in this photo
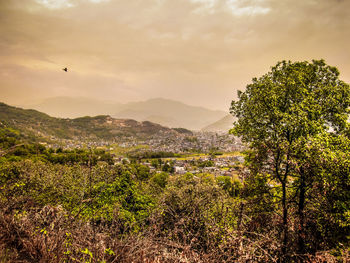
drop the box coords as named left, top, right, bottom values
left=63, top=67, right=68, bottom=72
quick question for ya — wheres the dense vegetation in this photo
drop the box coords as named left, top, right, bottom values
left=126, top=150, right=181, bottom=160
left=0, top=60, right=349, bottom=262
left=0, top=139, right=246, bottom=262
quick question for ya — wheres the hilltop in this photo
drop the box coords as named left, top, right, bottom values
left=201, top=114, right=235, bottom=132
left=0, top=102, right=178, bottom=142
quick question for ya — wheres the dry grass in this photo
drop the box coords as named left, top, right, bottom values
left=1, top=202, right=348, bottom=263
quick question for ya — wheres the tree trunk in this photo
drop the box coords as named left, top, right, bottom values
left=297, top=169, right=306, bottom=254
left=275, top=150, right=289, bottom=258
left=237, top=201, right=244, bottom=231
left=281, top=180, right=288, bottom=257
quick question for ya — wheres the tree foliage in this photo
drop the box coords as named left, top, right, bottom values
left=230, top=59, right=350, bottom=255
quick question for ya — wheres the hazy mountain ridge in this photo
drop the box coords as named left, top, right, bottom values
left=114, top=98, right=228, bottom=130
left=22, top=97, right=228, bottom=130
left=201, top=114, right=235, bottom=132
left=0, top=102, right=178, bottom=141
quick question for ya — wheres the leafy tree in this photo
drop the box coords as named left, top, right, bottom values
left=197, top=160, right=214, bottom=168
left=133, top=164, right=151, bottom=181
left=293, top=133, right=350, bottom=251
left=216, top=176, right=241, bottom=197
left=151, top=172, right=169, bottom=188
left=0, top=127, right=21, bottom=149
left=151, top=159, right=160, bottom=168
left=230, top=60, right=350, bottom=254
left=162, top=162, right=174, bottom=173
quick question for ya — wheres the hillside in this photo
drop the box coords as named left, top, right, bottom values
left=0, top=102, right=177, bottom=142
left=23, top=97, right=227, bottom=130
left=201, top=114, right=235, bottom=132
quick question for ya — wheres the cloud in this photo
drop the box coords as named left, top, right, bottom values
left=34, top=0, right=111, bottom=9
left=191, top=0, right=271, bottom=16
left=35, top=0, right=75, bottom=9
left=0, top=0, right=349, bottom=110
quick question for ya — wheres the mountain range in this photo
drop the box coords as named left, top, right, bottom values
left=0, top=102, right=185, bottom=142
left=22, top=97, right=228, bottom=131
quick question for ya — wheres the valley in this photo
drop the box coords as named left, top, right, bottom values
left=1, top=65, right=349, bottom=263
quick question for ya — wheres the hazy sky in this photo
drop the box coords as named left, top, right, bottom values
left=1, top=0, right=349, bottom=111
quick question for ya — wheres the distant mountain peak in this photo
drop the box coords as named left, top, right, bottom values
left=201, top=114, right=235, bottom=132
left=114, top=98, right=228, bottom=130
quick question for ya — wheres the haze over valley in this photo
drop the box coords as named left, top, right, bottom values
left=1, top=0, right=350, bottom=112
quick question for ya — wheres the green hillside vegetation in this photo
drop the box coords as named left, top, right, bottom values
left=0, top=126, right=114, bottom=165
left=0, top=134, right=247, bottom=262
left=0, top=102, right=177, bottom=142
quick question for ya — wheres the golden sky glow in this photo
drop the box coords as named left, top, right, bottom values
left=1, top=0, right=349, bottom=111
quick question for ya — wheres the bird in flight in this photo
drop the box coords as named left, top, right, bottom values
left=63, top=67, right=68, bottom=72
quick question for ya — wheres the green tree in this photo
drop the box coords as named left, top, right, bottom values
left=293, top=133, right=350, bottom=252
left=230, top=60, right=350, bottom=254
left=151, top=172, right=169, bottom=188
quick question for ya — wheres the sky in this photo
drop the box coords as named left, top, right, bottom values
left=0, top=0, right=349, bottom=111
